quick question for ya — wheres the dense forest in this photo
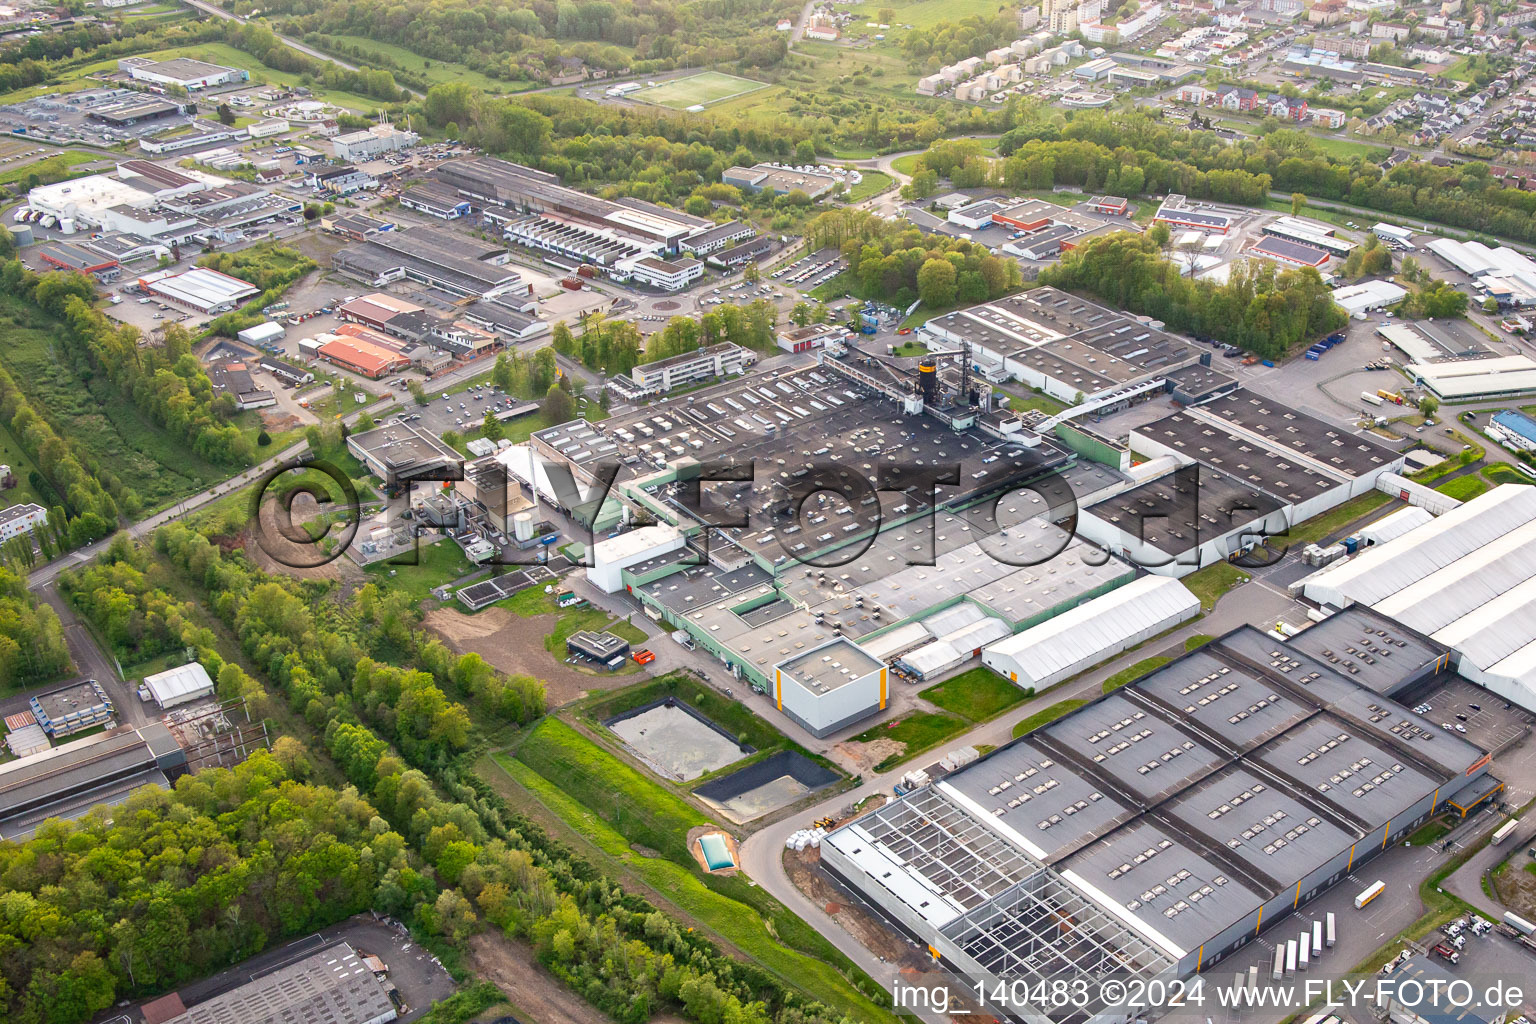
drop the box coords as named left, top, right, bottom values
left=0, top=567, right=71, bottom=688
left=806, top=209, right=1024, bottom=308
left=1039, top=232, right=1347, bottom=357
left=246, top=0, right=800, bottom=81
left=147, top=519, right=869, bottom=1023
left=17, top=262, right=258, bottom=467
left=553, top=299, right=779, bottom=375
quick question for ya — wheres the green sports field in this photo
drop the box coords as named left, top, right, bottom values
left=633, top=71, right=768, bottom=109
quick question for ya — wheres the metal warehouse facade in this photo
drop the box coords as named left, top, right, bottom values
left=822, top=624, right=1492, bottom=1024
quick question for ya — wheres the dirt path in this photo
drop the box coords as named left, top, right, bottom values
left=425, top=606, right=632, bottom=704
left=464, top=933, right=616, bottom=1024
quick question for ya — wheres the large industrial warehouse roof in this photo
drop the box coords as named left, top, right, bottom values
left=1405, top=354, right=1536, bottom=399
left=1300, top=485, right=1536, bottom=706
left=825, top=625, right=1488, bottom=1005
left=140, top=267, right=259, bottom=309
left=983, top=575, right=1199, bottom=687
left=163, top=942, right=395, bottom=1024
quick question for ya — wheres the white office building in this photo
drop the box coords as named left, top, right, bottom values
left=0, top=503, right=47, bottom=543
left=332, top=125, right=419, bottom=162
left=587, top=525, right=686, bottom=593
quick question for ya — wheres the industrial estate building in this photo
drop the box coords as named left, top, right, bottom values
left=616, top=342, right=748, bottom=399
left=919, top=287, right=1216, bottom=404
left=27, top=161, right=294, bottom=244
left=333, top=226, right=530, bottom=300
left=118, top=56, right=249, bottom=90
left=0, top=502, right=48, bottom=543
left=722, top=163, right=841, bottom=199
left=439, top=156, right=711, bottom=258
left=29, top=680, right=114, bottom=737
left=1095, top=390, right=1404, bottom=574
left=137, top=266, right=260, bottom=313
left=823, top=623, right=1493, bottom=1023
left=141, top=663, right=215, bottom=709
left=0, top=723, right=187, bottom=840
left=1299, top=485, right=1536, bottom=711
left=331, top=124, right=419, bottom=161
left=156, top=942, right=397, bottom=1024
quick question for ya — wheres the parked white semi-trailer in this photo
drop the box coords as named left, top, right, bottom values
left=1361, top=391, right=1384, bottom=406
left=1355, top=880, right=1385, bottom=909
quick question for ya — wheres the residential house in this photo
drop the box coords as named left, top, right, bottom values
left=1217, top=84, right=1260, bottom=109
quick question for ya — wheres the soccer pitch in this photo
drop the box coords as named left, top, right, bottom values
left=633, top=72, right=768, bottom=109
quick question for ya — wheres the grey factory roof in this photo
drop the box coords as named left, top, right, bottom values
left=0, top=723, right=181, bottom=840
left=1192, top=390, right=1401, bottom=479
left=538, top=362, right=1073, bottom=567
left=830, top=625, right=1488, bottom=963
left=1154, top=202, right=1233, bottom=229
left=1165, top=363, right=1239, bottom=401
left=778, top=637, right=884, bottom=692
left=1134, top=408, right=1390, bottom=499
left=335, top=226, right=519, bottom=296
left=1282, top=607, right=1448, bottom=697
left=31, top=680, right=111, bottom=722
left=164, top=942, right=395, bottom=1024
left=82, top=232, right=162, bottom=259
left=1086, top=464, right=1286, bottom=552
left=925, top=287, right=1202, bottom=388
left=1250, top=236, right=1330, bottom=265
left=131, top=57, right=239, bottom=81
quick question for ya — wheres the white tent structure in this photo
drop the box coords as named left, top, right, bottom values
left=1356, top=506, right=1433, bottom=547
left=981, top=575, right=1200, bottom=691
left=1299, top=485, right=1536, bottom=709
left=891, top=603, right=1014, bottom=680
left=142, top=663, right=215, bottom=709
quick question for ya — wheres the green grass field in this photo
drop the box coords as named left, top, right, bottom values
left=29, top=43, right=386, bottom=113
left=634, top=72, right=769, bottom=109
left=317, top=35, right=529, bottom=94
left=845, top=0, right=1003, bottom=31
left=845, top=169, right=893, bottom=202
left=492, top=744, right=895, bottom=1023
left=1103, top=655, right=1173, bottom=694
left=853, top=711, right=969, bottom=770
left=920, top=667, right=1028, bottom=722
left=0, top=151, right=102, bottom=188
left=1436, top=475, right=1489, bottom=501
left=1181, top=561, right=1249, bottom=611
left=1310, top=135, right=1390, bottom=161
left=1013, top=698, right=1089, bottom=738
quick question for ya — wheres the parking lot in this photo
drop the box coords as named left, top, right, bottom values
left=770, top=248, right=847, bottom=292
left=1402, top=677, right=1534, bottom=756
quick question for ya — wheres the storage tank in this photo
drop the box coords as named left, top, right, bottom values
left=512, top=512, right=534, bottom=542
left=58, top=217, right=75, bottom=235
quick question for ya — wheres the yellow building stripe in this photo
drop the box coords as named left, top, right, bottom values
left=1430, top=786, right=1439, bottom=814
left=1196, top=944, right=1205, bottom=972
left=1294, top=881, right=1302, bottom=908
left=1347, top=842, right=1356, bottom=871
left=1254, top=905, right=1264, bottom=935
left=880, top=667, right=887, bottom=709
left=776, top=669, right=782, bottom=710
left=1381, top=819, right=1391, bottom=849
